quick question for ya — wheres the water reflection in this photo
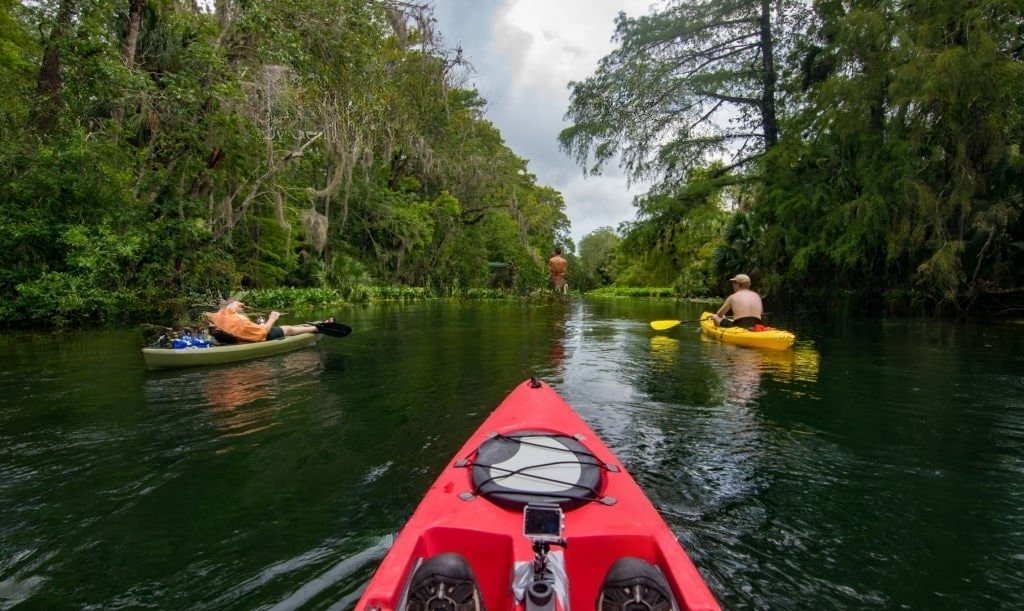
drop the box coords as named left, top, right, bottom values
left=641, top=331, right=822, bottom=410
left=648, top=335, right=679, bottom=367
left=143, top=349, right=326, bottom=443
left=548, top=304, right=570, bottom=375
left=203, top=361, right=279, bottom=410
left=699, top=339, right=821, bottom=404
left=765, top=343, right=821, bottom=384
left=729, top=355, right=762, bottom=405
left=4, top=305, right=1023, bottom=609
left=200, top=361, right=282, bottom=442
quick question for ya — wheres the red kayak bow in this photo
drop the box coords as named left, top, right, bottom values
left=357, top=378, right=719, bottom=611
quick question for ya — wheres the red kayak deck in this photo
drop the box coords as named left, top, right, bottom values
left=356, top=378, right=719, bottom=611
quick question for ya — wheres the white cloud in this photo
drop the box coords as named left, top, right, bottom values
left=434, top=0, right=656, bottom=245
left=495, top=1, right=630, bottom=101
left=559, top=173, right=643, bottom=242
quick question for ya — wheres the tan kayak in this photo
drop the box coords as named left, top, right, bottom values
left=142, top=334, right=320, bottom=370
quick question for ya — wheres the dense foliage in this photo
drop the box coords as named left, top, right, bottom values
left=563, top=0, right=1024, bottom=316
left=0, top=0, right=571, bottom=327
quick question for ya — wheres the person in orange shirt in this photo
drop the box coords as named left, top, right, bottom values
left=205, top=299, right=319, bottom=342
left=548, top=248, right=569, bottom=295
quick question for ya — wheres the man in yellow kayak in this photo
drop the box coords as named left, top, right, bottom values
left=712, top=273, right=763, bottom=329
left=206, top=299, right=320, bottom=342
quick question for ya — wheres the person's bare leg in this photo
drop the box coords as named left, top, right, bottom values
left=279, top=324, right=318, bottom=336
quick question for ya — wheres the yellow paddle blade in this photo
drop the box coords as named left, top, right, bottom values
left=650, top=320, right=682, bottom=331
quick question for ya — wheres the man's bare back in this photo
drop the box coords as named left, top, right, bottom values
left=549, top=249, right=568, bottom=294
left=720, top=289, right=763, bottom=319
left=713, top=274, right=762, bottom=327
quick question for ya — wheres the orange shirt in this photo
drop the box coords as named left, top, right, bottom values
left=205, top=309, right=267, bottom=342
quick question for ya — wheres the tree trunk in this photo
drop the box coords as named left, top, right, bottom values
left=122, top=0, right=146, bottom=69
left=759, top=0, right=779, bottom=148
left=216, top=0, right=232, bottom=36
left=113, top=0, right=147, bottom=132
left=34, top=0, right=77, bottom=130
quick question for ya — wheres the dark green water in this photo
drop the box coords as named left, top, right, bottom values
left=1, top=300, right=1022, bottom=610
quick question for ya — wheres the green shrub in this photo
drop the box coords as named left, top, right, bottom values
left=14, top=272, right=132, bottom=327
left=587, top=286, right=677, bottom=298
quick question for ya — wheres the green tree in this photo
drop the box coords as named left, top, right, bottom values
left=559, top=0, right=788, bottom=187
left=0, top=0, right=34, bottom=134
left=0, top=0, right=579, bottom=327
left=757, top=0, right=1024, bottom=312
left=577, top=227, right=620, bottom=290
left=619, top=166, right=731, bottom=294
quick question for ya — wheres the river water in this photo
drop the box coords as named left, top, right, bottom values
left=1, top=299, right=1022, bottom=610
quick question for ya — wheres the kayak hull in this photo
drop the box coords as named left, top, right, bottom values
left=699, top=311, right=795, bottom=350
left=356, top=379, right=719, bottom=611
left=141, top=334, right=319, bottom=370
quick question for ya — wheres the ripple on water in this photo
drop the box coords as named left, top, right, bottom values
left=3, top=309, right=1024, bottom=609
left=141, top=348, right=328, bottom=450
left=0, top=573, right=47, bottom=608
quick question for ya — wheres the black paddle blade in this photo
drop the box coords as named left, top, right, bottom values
left=312, top=321, right=352, bottom=337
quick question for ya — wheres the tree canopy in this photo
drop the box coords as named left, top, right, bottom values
left=561, top=0, right=1024, bottom=315
left=0, top=0, right=571, bottom=326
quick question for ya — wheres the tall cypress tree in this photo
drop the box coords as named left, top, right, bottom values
left=559, top=0, right=789, bottom=187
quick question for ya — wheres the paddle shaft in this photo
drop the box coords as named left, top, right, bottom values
left=650, top=315, right=716, bottom=331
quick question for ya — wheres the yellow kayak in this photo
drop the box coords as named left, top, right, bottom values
left=699, top=311, right=795, bottom=351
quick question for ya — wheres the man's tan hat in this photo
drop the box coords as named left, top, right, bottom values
left=729, top=274, right=751, bottom=285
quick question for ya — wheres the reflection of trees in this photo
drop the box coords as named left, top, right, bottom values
left=634, top=333, right=720, bottom=407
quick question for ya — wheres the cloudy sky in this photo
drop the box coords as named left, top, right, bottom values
left=431, top=0, right=655, bottom=247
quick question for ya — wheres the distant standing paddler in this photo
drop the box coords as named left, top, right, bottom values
left=548, top=248, right=569, bottom=295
